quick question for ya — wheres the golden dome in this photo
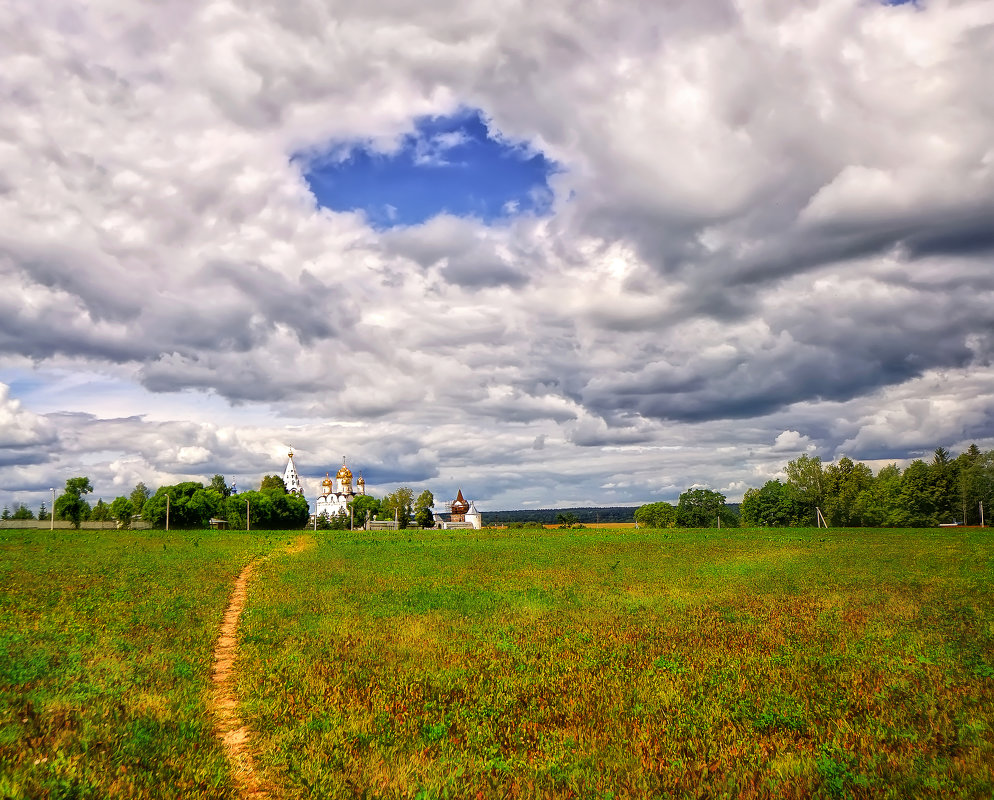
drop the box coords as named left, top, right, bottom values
left=321, top=472, right=333, bottom=488
left=336, top=463, right=353, bottom=483
left=356, top=474, right=365, bottom=485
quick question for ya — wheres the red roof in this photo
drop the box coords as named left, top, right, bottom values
left=451, top=489, right=470, bottom=513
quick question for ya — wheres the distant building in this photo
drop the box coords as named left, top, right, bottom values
left=282, top=450, right=304, bottom=495
left=279, top=452, right=480, bottom=529
left=434, top=489, right=482, bottom=529
left=315, top=459, right=366, bottom=520
left=279, top=452, right=366, bottom=521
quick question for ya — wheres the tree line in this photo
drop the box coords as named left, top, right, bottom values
left=7, top=474, right=440, bottom=531
left=634, top=488, right=740, bottom=529
left=634, top=444, right=994, bottom=529
left=487, top=507, right=637, bottom=525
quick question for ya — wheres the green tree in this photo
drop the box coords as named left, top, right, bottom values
left=897, top=460, right=934, bottom=527
left=209, top=474, right=232, bottom=499
left=929, top=447, right=959, bottom=524
left=110, top=497, right=135, bottom=529
left=382, top=487, right=414, bottom=529
left=11, top=503, right=35, bottom=520
left=223, top=489, right=309, bottom=530
left=38, top=501, right=49, bottom=521
left=224, top=491, right=265, bottom=530
left=55, top=477, right=94, bottom=529
left=143, top=482, right=218, bottom=529
left=188, top=488, right=224, bottom=524
left=269, top=490, right=309, bottom=529
left=955, top=445, right=984, bottom=525
left=314, top=511, right=333, bottom=530
left=976, top=450, right=994, bottom=526
left=348, top=495, right=381, bottom=528
left=90, top=498, right=112, bottom=522
left=676, top=488, right=736, bottom=528
left=130, top=482, right=151, bottom=517
left=853, top=464, right=903, bottom=527
left=784, top=455, right=824, bottom=525
left=313, top=509, right=348, bottom=530
left=634, top=502, right=677, bottom=528
left=556, top=512, right=579, bottom=529
left=1, top=506, right=9, bottom=521
left=414, top=490, right=435, bottom=528
left=741, top=481, right=803, bottom=527
left=314, top=510, right=350, bottom=530
left=823, top=457, right=873, bottom=526
left=259, top=475, right=287, bottom=494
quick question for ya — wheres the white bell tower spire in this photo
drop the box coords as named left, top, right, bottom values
left=282, top=447, right=304, bottom=495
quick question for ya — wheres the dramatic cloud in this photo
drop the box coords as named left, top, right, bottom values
left=1, top=0, right=993, bottom=513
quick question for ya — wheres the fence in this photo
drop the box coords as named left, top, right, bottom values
left=0, top=520, right=153, bottom=530
left=367, top=520, right=400, bottom=531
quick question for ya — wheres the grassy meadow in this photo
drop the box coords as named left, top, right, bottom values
left=237, top=527, right=994, bottom=799
left=0, top=529, right=296, bottom=799
left=2, top=527, right=992, bottom=799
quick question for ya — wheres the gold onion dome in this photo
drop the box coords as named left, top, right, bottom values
left=357, top=474, right=365, bottom=485
left=321, top=472, right=333, bottom=488
left=336, top=464, right=353, bottom=482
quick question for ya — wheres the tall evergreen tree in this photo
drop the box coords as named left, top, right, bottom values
left=929, top=447, right=959, bottom=523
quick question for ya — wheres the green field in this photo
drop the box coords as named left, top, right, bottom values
left=3, top=528, right=993, bottom=798
left=0, top=529, right=296, bottom=799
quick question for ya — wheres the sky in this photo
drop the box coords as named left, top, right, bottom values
left=1, top=0, right=993, bottom=513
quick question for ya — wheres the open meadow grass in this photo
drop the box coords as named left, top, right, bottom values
left=237, top=527, right=994, bottom=799
left=2, top=527, right=992, bottom=799
left=0, top=529, right=296, bottom=799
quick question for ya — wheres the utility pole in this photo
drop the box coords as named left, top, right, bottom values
left=50, top=488, right=55, bottom=531
left=166, top=494, right=170, bottom=531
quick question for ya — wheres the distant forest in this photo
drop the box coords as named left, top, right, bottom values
left=486, top=507, right=637, bottom=524
left=634, top=445, right=994, bottom=529
left=492, top=444, right=994, bottom=530
left=735, top=446, right=993, bottom=528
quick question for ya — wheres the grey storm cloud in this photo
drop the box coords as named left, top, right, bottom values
left=380, top=215, right=531, bottom=289
left=1, top=0, right=993, bottom=510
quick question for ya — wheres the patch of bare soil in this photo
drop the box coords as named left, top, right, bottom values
left=210, top=535, right=315, bottom=799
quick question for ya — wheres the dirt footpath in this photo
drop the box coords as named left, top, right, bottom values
left=210, top=535, right=315, bottom=799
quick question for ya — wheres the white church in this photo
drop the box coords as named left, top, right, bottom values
left=282, top=450, right=365, bottom=520
left=281, top=450, right=480, bottom=528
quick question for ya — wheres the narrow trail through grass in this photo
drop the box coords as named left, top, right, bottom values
left=210, top=535, right=314, bottom=800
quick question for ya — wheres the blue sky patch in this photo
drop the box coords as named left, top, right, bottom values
left=300, top=109, right=559, bottom=228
